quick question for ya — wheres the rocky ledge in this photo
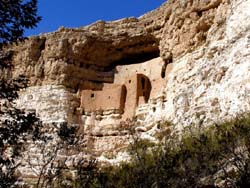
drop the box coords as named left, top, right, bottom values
left=2, top=0, right=250, bottom=161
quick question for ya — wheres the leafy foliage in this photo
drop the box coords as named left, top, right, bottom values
left=31, top=122, right=83, bottom=188
left=48, top=116, right=250, bottom=188
left=0, top=1, right=41, bottom=186
left=25, top=115, right=250, bottom=188
left=58, top=122, right=78, bottom=145
left=0, top=81, right=41, bottom=187
left=108, top=116, right=250, bottom=188
left=0, top=0, right=41, bottom=45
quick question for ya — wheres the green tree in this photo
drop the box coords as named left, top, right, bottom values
left=0, top=0, right=41, bottom=45
left=0, top=54, right=42, bottom=187
left=0, top=0, right=41, bottom=187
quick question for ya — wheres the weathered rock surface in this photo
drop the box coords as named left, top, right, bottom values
left=3, top=0, right=250, bottom=163
left=141, top=0, right=250, bottom=132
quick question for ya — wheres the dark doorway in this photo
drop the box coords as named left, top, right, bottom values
left=137, top=74, right=151, bottom=105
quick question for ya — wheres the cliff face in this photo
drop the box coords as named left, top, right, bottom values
left=4, top=0, right=250, bottom=156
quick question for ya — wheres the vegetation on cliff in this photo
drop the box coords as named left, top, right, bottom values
left=0, top=0, right=41, bottom=187
left=36, top=115, right=250, bottom=188
left=105, top=117, right=250, bottom=188
left=1, top=1, right=250, bottom=188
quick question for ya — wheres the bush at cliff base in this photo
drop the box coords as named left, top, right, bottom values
left=45, top=115, right=250, bottom=188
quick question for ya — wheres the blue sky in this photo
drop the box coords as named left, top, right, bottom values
left=25, top=0, right=166, bottom=36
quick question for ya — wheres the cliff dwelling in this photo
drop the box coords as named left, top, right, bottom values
left=79, top=56, right=173, bottom=121
left=4, top=0, right=250, bottom=184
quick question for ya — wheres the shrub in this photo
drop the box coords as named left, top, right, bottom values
left=100, top=115, right=250, bottom=188
left=39, top=115, right=250, bottom=188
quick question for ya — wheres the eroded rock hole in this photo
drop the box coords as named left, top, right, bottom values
left=39, top=38, right=46, bottom=51
left=161, top=64, right=166, bottom=78
left=109, top=46, right=160, bottom=68
left=161, top=54, right=173, bottom=78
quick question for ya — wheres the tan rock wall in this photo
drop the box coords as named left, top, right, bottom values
left=16, top=85, right=79, bottom=124
left=139, top=0, right=250, bottom=134
left=9, top=0, right=250, bottom=161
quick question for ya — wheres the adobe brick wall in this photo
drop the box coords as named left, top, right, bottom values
left=81, top=84, right=126, bottom=113
left=79, top=57, right=172, bottom=119
left=114, top=57, right=172, bottom=100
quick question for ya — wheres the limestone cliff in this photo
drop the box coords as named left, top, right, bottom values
left=3, top=0, right=250, bottom=158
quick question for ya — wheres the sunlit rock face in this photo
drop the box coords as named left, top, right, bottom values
left=142, top=0, right=250, bottom=132
left=5, top=0, right=250, bottom=156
